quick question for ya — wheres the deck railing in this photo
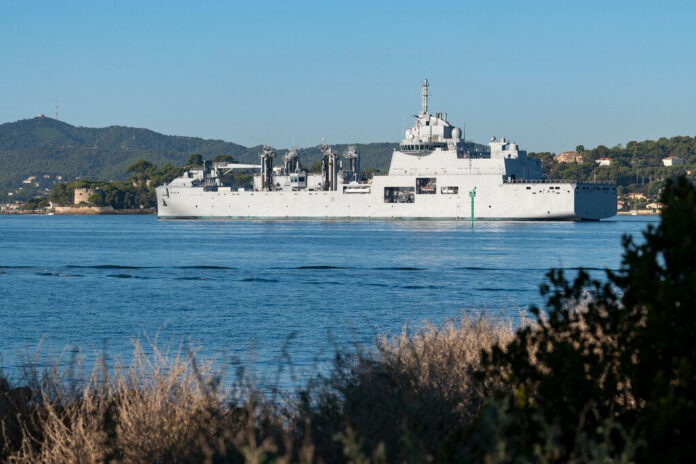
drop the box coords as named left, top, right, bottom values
left=504, top=178, right=615, bottom=185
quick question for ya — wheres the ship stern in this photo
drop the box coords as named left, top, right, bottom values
left=574, top=183, right=617, bottom=220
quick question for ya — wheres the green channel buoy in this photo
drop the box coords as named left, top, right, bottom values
left=469, top=187, right=476, bottom=226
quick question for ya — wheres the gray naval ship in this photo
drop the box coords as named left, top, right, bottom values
left=156, top=80, right=616, bottom=220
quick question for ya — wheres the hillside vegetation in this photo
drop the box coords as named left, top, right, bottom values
left=530, top=136, right=696, bottom=196
left=0, top=116, right=397, bottom=200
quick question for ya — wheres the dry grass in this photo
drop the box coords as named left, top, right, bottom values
left=2, top=342, right=299, bottom=463
left=298, top=312, right=516, bottom=462
left=1, top=312, right=514, bottom=463
left=377, top=312, right=515, bottom=405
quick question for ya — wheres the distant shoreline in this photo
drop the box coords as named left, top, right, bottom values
left=1, top=208, right=155, bottom=215
left=2, top=210, right=658, bottom=218
left=616, top=211, right=659, bottom=216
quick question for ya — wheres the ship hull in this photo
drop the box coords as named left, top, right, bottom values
left=156, top=176, right=616, bottom=221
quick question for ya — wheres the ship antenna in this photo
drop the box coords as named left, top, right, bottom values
left=55, top=99, right=59, bottom=120
left=421, top=79, right=429, bottom=115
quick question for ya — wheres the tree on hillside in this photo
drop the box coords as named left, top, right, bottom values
left=87, top=191, right=106, bottom=206
left=212, top=154, right=237, bottom=163
left=19, top=197, right=49, bottom=210
left=126, top=160, right=154, bottom=174
left=49, top=183, right=73, bottom=206
left=310, top=161, right=323, bottom=173
left=126, top=159, right=157, bottom=188
left=528, top=152, right=556, bottom=174
left=593, top=144, right=609, bottom=159
left=148, top=163, right=183, bottom=189
left=186, top=154, right=203, bottom=167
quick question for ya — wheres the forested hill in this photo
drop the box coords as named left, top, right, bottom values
left=0, top=116, right=398, bottom=199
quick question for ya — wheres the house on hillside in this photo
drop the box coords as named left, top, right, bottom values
left=627, top=193, right=647, bottom=200
left=595, top=158, right=612, bottom=166
left=646, top=202, right=663, bottom=211
left=662, top=155, right=685, bottom=167
left=555, top=151, right=584, bottom=164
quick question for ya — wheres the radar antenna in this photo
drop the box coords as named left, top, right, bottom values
left=420, top=79, right=429, bottom=115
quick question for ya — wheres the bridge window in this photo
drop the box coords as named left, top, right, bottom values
left=441, top=186, right=458, bottom=194
left=416, top=178, right=436, bottom=194
left=384, top=187, right=415, bottom=203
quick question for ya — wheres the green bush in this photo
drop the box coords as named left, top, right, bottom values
left=19, top=197, right=49, bottom=210
left=478, top=176, right=696, bottom=462
left=297, top=316, right=513, bottom=463
left=88, top=191, right=106, bottom=206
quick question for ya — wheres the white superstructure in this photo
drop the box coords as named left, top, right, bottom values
left=156, top=80, right=616, bottom=220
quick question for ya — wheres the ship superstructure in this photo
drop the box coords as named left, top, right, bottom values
left=156, top=80, right=616, bottom=220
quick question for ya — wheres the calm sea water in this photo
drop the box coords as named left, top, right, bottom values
left=1, top=215, right=656, bottom=384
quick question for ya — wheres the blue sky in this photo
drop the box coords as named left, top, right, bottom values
left=1, top=0, right=695, bottom=152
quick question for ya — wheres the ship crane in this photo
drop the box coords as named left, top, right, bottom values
left=320, top=144, right=338, bottom=191
left=284, top=148, right=300, bottom=174
left=260, top=146, right=275, bottom=191
left=343, top=145, right=360, bottom=182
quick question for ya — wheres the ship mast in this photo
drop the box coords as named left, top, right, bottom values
left=420, top=79, right=429, bottom=115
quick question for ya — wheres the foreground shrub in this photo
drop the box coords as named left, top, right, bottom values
left=1, top=344, right=298, bottom=463
left=298, top=314, right=514, bottom=462
left=1, top=314, right=511, bottom=463
left=479, top=176, right=696, bottom=462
